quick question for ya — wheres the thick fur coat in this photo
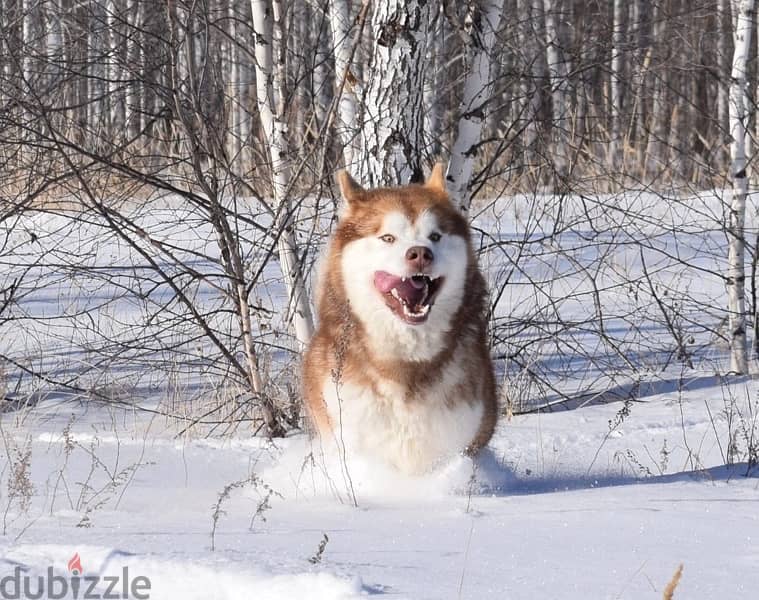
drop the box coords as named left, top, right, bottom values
left=303, top=165, right=497, bottom=474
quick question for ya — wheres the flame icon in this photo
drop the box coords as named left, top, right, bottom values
left=67, top=553, right=83, bottom=575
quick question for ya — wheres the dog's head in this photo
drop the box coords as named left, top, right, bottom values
left=327, top=165, right=476, bottom=357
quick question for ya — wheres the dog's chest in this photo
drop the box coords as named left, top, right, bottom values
left=320, top=366, right=484, bottom=473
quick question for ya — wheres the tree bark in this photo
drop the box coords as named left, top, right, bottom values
left=251, top=0, right=315, bottom=350
left=542, top=0, right=570, bottom=182
left=446, top=0, right=505, bottom=213
left=727, top=0, right=754, bottom=374
left=127, top=0, right=143, bottom=139
left=610, top=0, right=624, bottom=170
left=718, top=0, right=731, bottom=171
left=328, top=0, right=361, bottom=170
left=357, top=0, right=431, bottom=185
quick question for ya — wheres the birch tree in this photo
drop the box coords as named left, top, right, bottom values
left=643, top=2, right=667, bottom=179
left=726, top=0, right=754, bottom=375
left=609, top=0, right=624, bottom=169
left=718, top=0, right=731, bottom=162
left=251, top=0, right=315, bottom=349
left=357, top=0, right=431, bottom=185
left=21, top=0, right=34, bottom=94
left=328, top=0, right=361, bottom=170
left=445, top=0, right=505, bottom=213
left=3, top=0, right=759, bottom=429
left=542, top=0, right=570, bottom=182
left=0, top=0, right=739, bottom=193
left=126, top=0, right=143, bottom=140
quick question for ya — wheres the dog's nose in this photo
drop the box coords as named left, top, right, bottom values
left=405, top=246, right=434, bottom=270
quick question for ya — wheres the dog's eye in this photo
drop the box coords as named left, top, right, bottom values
left=429, top=232, right=441, bottom=242
left=379, top=234, right=396, bottom=243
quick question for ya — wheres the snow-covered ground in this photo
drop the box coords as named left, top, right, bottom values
left=1, top=384, right=757, bottom=599
left=1, top=190, right=758, bottom=598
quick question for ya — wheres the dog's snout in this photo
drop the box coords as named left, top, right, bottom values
left=405, top=245, right=434, bottom=270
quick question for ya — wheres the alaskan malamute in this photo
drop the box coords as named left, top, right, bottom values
left=303, top=165, right=497, bottom=474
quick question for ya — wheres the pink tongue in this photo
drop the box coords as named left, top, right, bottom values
left=374, top=271, right=403, bottom=293
left=374, top=271, right=428, bottom=306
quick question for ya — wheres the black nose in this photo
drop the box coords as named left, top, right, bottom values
left=405, top=246, right=434, bottom=270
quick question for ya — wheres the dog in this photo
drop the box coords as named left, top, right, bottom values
left=302, top=164, right=497, bottom=474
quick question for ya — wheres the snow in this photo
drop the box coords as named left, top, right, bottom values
left=4, top=545, right=364, bottom=600
left=1, top=376, right=757, bottom=599
left=1, top=191, right=758, bottom=598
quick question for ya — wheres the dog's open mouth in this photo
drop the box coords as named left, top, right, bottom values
left=373, top=271, right=444, bottom=324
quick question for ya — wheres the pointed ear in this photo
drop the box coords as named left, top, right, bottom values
left=336, top=170, right=365, bottom=204
left=424, top=162, right=447, bottom=193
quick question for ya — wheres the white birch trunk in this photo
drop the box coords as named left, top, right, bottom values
left=1, top=0, right=11, bottom=106
left=90, top=0, right=108, bottom=145
left=328, top=0, right=360, bottom=170
left=718, top=0, right=731, bottom=168
left=46, top=0, right=63, bottom=63
left=20, top=0, right=34, bottom=142
left=727, top=0, right=755, bottom=374
left=251, top=0, right=315, bottom=349
left=358, top=0, right=430, bottom=185
left=105, top=0, right=117, bottom=133
left=543, top=0, right=570, bottom=179
left=643, top=2, right=666, bottom=178
left=610, top=0, right=624, bottom=169
left=127, top=0, right=142, bottom=138
left=22, top=0, right=33, bottom=89
left=228, top=0, right=242, bottom=167
left=446, top=0, right=505, bottom=213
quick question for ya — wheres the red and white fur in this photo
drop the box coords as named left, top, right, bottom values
left=303, top=165, right=497, bottom=474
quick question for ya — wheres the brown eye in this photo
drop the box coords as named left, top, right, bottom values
left=429, top=232, right=441, bottom=242
left=380, top=234, right=395, bottom=243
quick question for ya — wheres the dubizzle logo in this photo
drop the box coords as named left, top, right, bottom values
left=0, top=552, right=151, bottom=599
left=68, top=553, right=83, bottom=576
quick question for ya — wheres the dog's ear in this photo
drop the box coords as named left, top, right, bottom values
left=424, top=162, right=447, bottom=193
left=336, top=170, right=365, bottom=204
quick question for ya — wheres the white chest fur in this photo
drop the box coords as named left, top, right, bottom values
left=320, top=364, right=484, bottom=474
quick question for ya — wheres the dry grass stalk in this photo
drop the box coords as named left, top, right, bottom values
left=662, top=564, right=683, bottom=600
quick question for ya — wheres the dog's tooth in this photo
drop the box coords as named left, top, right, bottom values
left=402, top=302, right=430, bottom=318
